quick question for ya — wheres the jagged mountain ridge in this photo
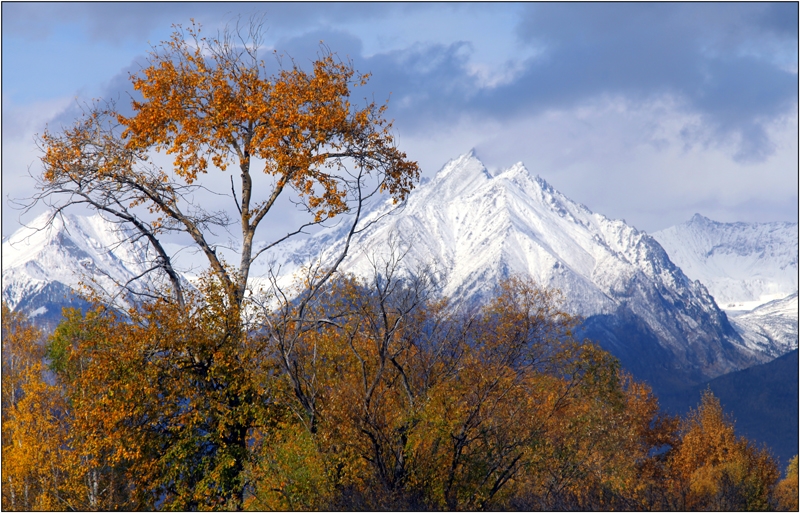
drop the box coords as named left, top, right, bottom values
left=652, top=214, right=798, bottom=362
left=267, top=152, right=769, bottom=392
left=653, top=214, right=798, bottom=311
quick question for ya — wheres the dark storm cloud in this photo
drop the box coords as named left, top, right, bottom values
left=2, top=2, right=189, bottom=42
left=256, top=27, right=479, bottom=129
left=39, top=59, right=145, bottom=134
left=8, top=2, right=796, bottom=163
left=504, top=3, right=798, bottom=161
left=273, top=28, right=365, bottom=66
left=343, top=41, right=480, bottom=127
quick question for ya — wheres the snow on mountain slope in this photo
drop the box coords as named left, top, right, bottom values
left=2, top=210, right=163, bottom=324
left=652, top=214, right=798, bottom=311
left=730, top=292, right=799, bottom=357
left=268, top=152, right=768, bottom=390
left=272, top=152, right=617, bottom=314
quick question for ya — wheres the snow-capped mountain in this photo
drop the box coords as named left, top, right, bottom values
left=2, top=211, right=164, bottom=328
left=267, top=152, right=771, bottom=392
left=652, top=214, right=798, bottom=311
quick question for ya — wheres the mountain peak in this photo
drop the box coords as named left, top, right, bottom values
left=653, top=214, right=798, bottom=309
left=427, top=151, right=492, bottom=198
left=689, top=213, right=714, bottom=225
left=262, top=153, right=771, bottom=392
left=435, top=150, right=487, bottom=177
left=6, top=153, right=788, bottom=397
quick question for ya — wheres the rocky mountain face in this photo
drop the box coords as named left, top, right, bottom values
left=728, top=292, right=799, bottom=358
left=264, top=152, right=772, bottom=394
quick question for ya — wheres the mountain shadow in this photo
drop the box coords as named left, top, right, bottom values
left=12, top=281, right=93, bottom=333
left=658, top=349, right=799, bottom=471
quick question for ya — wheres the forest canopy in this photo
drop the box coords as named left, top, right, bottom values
left=2, top=273, right=797, bottom=510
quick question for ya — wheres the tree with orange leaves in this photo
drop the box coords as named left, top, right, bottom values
left=28, top=18, right=418, bottom=509
left=246, top=270, right=680, bottom=510
left=666, top=390, right=780, bottom=511
left=43, top=280, right=286, bottom=510
left=775, top=455, right=798, bottom=511
left=1, top=303, right=65, bottom=510
left=35, top=18, right=418, bottom=311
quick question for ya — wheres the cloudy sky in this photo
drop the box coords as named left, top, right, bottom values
left=2, top=2, right=798, bottom=243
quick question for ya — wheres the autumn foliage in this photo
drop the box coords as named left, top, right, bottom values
left=3, top=272, right=793, bottom=511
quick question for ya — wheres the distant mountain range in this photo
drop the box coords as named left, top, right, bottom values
left=2, top=212, right=174, bottom=330
left=653, top=214, right=797, bottom=311
left=3, top=153, right=797, bottom=398
left=652, top=214, right=798, bottom=360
